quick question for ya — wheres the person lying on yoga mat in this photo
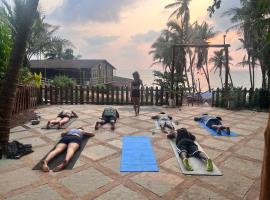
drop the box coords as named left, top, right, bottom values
left=194, top=114, right=230, bottom=135
left=95, top=107, right=120, bottom=130
left=47, top=110, right=78, bottom=129
left=151, top=112, right=174, bottom=133
left=167, top=128, right=213, bottom=171
left=42, top=128, right=94, bottom=172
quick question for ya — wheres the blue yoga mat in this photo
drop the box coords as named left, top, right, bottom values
left=198, top=122, right=238, bottom=137
left=120, top=136, right=159, bottom=172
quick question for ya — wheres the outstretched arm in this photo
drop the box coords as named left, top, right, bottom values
left=83, top=131, right=95, bottom=137
left=72, top=111, right=78, bottom=118
left=151, top=115, right=159, bottom=120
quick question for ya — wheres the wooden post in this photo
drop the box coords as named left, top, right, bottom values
left=96, top=87, right=100, bottom=105
left=175, top=87, right=179, bottom=106
left=111, top=87, right=114, bottom=104
left=160, top=87, right=164, bottom=106
left=75, top=86, right=78, bottom=104
left=101, top=87, right=105, bottom=105
left=165, top=90, right=169, bottom=105
left=70, top=87, right=74, bottom=104
left=243, top=88, right=247, bottom=108
left=212, top=90, right=215, bottom=107
left=116, top=87, right=119, bottom=105
left=106, top=86, right=110, bottom=105
left=91, top=86, right=95, bottom=104
left=125, top=87, right=129, bottom=105
left=224, top=46, right=229, bottom=107
left=145, top=87, right=149, bottom=105
left=54, top=86, right=58, bottom=105
left=171, top=46, right=175, bottom=99
left=121, top=87, right=124, bottom=105
left=44, top=85, right=48, bottom=104
left=80, top=85, right=84, bottom=104
left=49, top=85, right=53, bottom=104
left=65, top=87, right=68, bottom=104
left=140, top=87, right=144, bottom=106
left=86, top=86, right=90, bottom=104
left=216, top=88, right=220, bottom=107
left=150, top=87, right=154, bottom=106
left=155, top=87, right=158, bottom=106
left=60, top=87, right=63, bottom=105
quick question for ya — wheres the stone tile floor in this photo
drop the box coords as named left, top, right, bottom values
left=0, top=105, right=267, bottom=200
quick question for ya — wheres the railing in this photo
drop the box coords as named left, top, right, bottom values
left=12, top=85, right=40, bottom=115
left=40, top=86, right=183, bottom=106
left=212, top=88, right=270, bottom=110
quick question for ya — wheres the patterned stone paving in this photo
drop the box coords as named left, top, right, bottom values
left=0, top=105, right=267, bottom=200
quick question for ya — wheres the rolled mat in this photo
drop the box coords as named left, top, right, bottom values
left=41, top=117, right=77, bottom=129
left=32, top=135, right=89, bottom=170
left=197, top=122, right=238, bottom=137
left=169, top=139, right=222, bottom=176
left=120, top=136, right=159, bottom=172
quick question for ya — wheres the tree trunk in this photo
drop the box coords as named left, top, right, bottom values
left=201, top=66, right=211, bottom=92
left=228, top=71, right=234, bottom=87
left=205, top=60, right=211, bottom=91
left=260, top=112, right=270, bottom=200
left=184, top=60, right=191, bottom=93
left=0, top=0, right=39, bottom=149
left=252, top=56, right=255, bottom=89
left=248, top=53, right=253, bottom=90
left=188, top=50, right=196, bottom=94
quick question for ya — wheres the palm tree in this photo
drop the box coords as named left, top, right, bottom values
left=192, top=21, right=218, bottom=91
left=0, top=0, right=39, bottom=150
left=224, top=0, right=270, bottom=90
left=165, top=0, right=191, bottom=34
left=209, top=50, right=233, bottom=88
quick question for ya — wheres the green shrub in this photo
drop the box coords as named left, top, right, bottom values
left=52, top=75, right=76, bottom=88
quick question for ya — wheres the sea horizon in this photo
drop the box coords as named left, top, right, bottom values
left=115, top=68, right=262, bottom=92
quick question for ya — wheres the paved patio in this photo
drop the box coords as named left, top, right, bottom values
left=0, top=105, right=267, bottom=200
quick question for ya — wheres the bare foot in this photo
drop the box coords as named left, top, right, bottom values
left=53, top=160, right=67, bottom=172
left=42, top=160, right=50, bottom=172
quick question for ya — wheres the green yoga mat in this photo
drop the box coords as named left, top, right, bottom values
left=169, top=139, right=222, bottom=176
left=41, top=117, right=77, bottom=129
left=32, top=135, right=89, bottom=170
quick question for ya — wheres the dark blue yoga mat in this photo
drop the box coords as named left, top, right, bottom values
left=120, top=136, right=159, bottom=172
left=198, top=122, right=238, bottom=137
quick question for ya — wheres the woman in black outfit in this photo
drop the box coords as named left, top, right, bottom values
left=131, top=72, right=143, bottom=116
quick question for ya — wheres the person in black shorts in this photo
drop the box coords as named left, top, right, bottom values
left=131, top=71, right=143, bottom=116
left=167, top=128, right=213, bottom=171
left=194, top=114, right=230, bottom=135
left=47, top=110, right=78, bottom=129
left=41, top=128, right=94, bottom=172
left=95, top=107, right=120, bottom=130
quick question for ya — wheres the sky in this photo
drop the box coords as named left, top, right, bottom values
left=38, top=0, right=245, bottom=81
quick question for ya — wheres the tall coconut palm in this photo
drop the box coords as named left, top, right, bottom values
left=209, top=50, right=233, bottom=88
left=0, top=0, right=39, bottom=149
left=192, top=21, right=218, bottom=91
left=224, top=0, right=270, bottom=90
left=165, top=0, right=191, bottom=35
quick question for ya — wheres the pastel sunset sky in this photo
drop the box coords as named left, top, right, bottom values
left=39, top=0, right=244, bottom=80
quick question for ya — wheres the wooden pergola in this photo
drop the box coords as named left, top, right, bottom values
left=171, top=43, right=230, bottom=102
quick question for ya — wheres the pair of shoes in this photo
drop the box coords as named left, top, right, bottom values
left=206, top=159, right=213, bottom=171
left=183, top=158, right=193, bottom=171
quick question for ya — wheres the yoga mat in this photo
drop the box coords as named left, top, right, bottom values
left=120, top=136, right=159, bottom=172
left=169, top=139, right=222, bottom=176
left=32, top=135, right=89, bottom=170
left=198, top=122, right=238, bottom=137
left=41, top=117, right=77, bottom=129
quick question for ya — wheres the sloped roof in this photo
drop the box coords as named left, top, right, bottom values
left=30, top=59, right=116, bottom=69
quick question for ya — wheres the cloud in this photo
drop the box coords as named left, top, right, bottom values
left=86, top=35, right=119, bottom=46
left=51, top=0, right=138, bottom=23
left=130, top=30, right=160, bottom=44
